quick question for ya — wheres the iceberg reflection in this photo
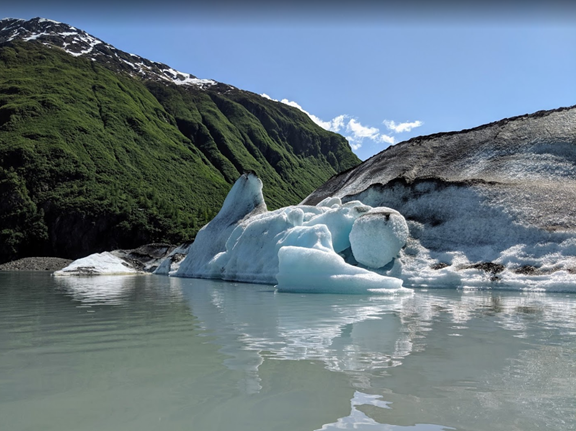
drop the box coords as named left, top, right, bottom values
left=175, top=278, right=412, bottom=393
left=317, top=391, right=454, bottom=431
left=53, top=274, right=182, bottom=306
left=47, top=275, right=576, bottom=430
left=176, top=278, right=576, bottom=405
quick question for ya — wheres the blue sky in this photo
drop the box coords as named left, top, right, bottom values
left=4, top=1, right=576, bottom=160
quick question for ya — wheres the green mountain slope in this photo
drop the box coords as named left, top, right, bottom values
left=0, top=37, right=359, bottom=262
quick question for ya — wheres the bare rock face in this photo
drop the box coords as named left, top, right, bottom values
left=304, top=106, right=576, bottom=290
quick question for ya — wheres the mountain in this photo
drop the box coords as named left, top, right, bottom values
left=304, top=106, right=576, bottom=289
left=0, top=17, right=360, bottom=263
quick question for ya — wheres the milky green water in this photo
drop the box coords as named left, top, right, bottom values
left=0, top=272, right=575, bottom=431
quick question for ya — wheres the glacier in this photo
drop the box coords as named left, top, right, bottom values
left=168, top=172, right=408, bottom=294
left=304, top=105, right=576, bottom=292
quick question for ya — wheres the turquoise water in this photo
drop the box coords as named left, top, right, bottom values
left=0, top=272, right=575, bottom=431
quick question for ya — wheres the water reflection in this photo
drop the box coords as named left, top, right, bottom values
left=172, top=279, right=576, bottom=430
left=53, top=274, right=184, bottom=306
left=173, top=278, right=414, bottom=393
left=395, top=290, right=576, bottom=339
left=173, top=278, right=576, bottom=394
left=318, top=391, right=454, bottom=431
left=46, top=275, right=576, bottom=430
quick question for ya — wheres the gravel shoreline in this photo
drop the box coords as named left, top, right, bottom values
left=0, top=257, right=73, bottom=272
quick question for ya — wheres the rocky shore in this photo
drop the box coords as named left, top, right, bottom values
left=0, top=257, right=73, bottom=272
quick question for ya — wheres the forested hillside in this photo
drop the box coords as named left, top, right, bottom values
left=0, top=18, right=359, bottom=262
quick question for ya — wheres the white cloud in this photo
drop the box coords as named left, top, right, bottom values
left=280, top=98, right=305, bottom=111
left=308, top=114, right=332, bottom=130
left=378, top=134, right=395, bottom=145
left=383, top=119, right=423, bottom=133
left=309, top=114, right=343, bottom=132
left=308, top=114, right=349, bottom=134
left=346, top=119, right=380, bottom=140
left=276, top=97, right=347, bottom=134
left=343, top=119, right=396, bottom=150
left=331, top=115, right=346, bottom=132
left=259, top=93, right=403, bottom=154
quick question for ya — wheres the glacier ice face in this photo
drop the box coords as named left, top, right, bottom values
left=350, top=184, right=576, bottom=292
left=302, top=107, right=576, bottom=292
left=170, top=174, right=409, bottom=294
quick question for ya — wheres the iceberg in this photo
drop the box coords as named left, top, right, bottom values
left=349, top=208, right=409, bottom=268
left=53, top=106, right=576, bottom=292
left=173, top=171, right=267, bottom=279
left=54, top=251, right=139, bottom=276
left=54, top=243, right=182, bottom=276
left=169, top=172, right=409, bottom=294
left=276, top=246, right=403, bottom=293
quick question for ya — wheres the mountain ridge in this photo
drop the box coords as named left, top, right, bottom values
left=0, top=17, right=222, bottom=89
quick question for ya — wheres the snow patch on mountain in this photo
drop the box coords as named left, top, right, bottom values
left=0, top=17, right=217, bottom=89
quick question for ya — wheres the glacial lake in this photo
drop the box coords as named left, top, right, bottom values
left=1, top=272, right=575, bottom=431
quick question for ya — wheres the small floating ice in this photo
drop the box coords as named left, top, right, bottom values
left=54, top=252, right=139, bottom=276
